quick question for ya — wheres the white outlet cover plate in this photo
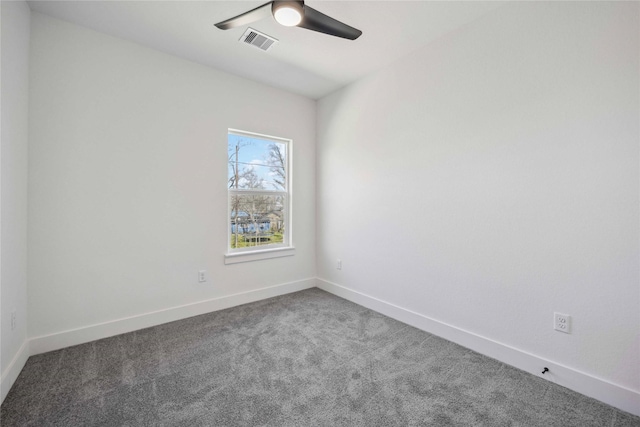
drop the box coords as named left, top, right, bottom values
left=554, top=312, right=571, bottom=334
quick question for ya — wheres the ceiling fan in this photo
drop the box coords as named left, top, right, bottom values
left=214, top=1, right=362, bottom=40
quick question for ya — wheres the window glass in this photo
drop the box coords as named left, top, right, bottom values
left=228, top=130, right=290, bottom=253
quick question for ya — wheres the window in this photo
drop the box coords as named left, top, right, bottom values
left=225, top=129, right=293, bottom=264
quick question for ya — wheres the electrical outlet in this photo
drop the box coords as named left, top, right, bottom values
left=11, top=311, right=16, bottom=331
left=554, top=312, right=571, bottom=334
left=198, top=270, right=207, bottom=283
left=337, top=259, right=342, bottom=270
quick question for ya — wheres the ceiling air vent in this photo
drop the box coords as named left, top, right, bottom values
left=240, top=28, right=278, bottom=52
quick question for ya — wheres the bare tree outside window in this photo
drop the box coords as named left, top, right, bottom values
left=268, top=143, right=286, bottom=191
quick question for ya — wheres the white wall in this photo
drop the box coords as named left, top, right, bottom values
left=1, top=0, right=31, bottom=401
left=317, top=0, right=639, bottom=411
left=28, top=13, right=316, bottom=343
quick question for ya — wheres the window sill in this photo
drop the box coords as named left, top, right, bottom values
left=224, top=247, right=295, bottom=265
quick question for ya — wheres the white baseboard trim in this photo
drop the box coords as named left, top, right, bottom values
left=1, top=339, right=30, bottom=403
left=30, top=277, right=316, bottom=356
left=317, top=278, right=640, bottom=417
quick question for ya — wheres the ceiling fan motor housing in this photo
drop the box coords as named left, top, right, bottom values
left=272, top=1, right=305, bottom=27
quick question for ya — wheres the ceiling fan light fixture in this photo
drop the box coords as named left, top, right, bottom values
left=272, top=1, right=304, bottom=27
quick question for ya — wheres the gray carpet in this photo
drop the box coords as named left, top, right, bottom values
left=1, top=288, right=638, bottom=426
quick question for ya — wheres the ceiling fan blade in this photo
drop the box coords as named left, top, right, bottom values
left=215, top=2, right=273, bottom=30
left=298, top=5, right=362, bottom=40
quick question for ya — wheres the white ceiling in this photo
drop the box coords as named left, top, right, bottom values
left=28, top=1, right=504, bottom=99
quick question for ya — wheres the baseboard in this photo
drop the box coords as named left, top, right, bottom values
left=317, top=278, right=640, bottom=417
left=30, top=277, right=316, bottom=356
left=1, top=339, right=30, bottom=403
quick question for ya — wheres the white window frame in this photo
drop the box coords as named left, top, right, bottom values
left=224, top=129, right=294, bottom=265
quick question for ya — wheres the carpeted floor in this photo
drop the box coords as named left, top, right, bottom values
left=1, top=288, right=638, bottom=426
